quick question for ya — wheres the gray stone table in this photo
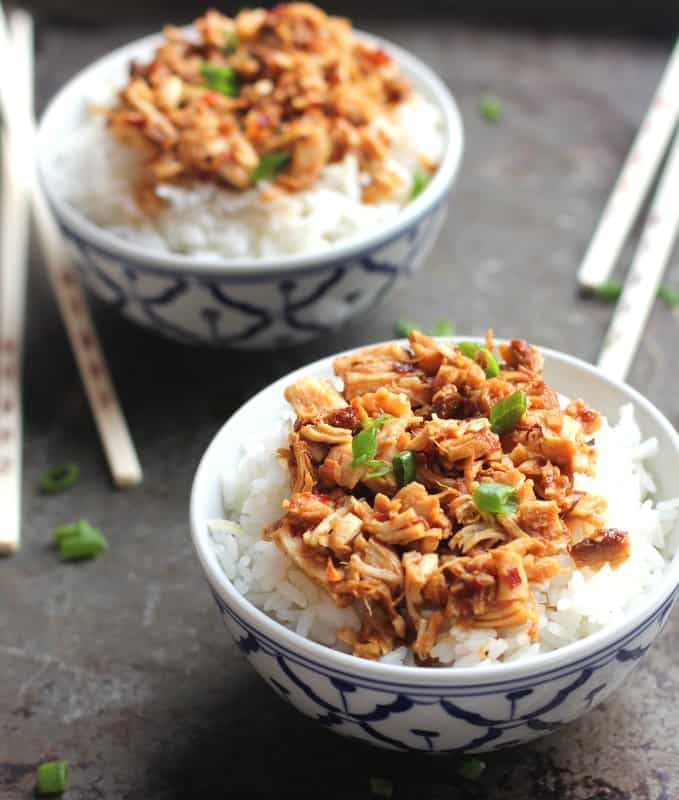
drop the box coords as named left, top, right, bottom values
left=2, top=14, right=679, bottom=799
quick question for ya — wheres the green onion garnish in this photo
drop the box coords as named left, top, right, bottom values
left=490, top=389, right=527, bottom=434
left=658, top=284, right=679, bottom=308
left=364, top=459, right=391, bottom=479
left=370, top=777, right=393, bottom=798
left=395, top=319, right=416, bottom=338
left=430, top=319, right=456, bottom=336
left=458, top=756, right=486, bottom=781
left=410, top=170, right=430, bottom=199
left=458, top=342, right=499, bottom=378
left=200, top=62, right=239, bottom=97
left=223, top=30, right=239, bottom=53
left=251, top=151, right=291, bottom=183
left=52, top=520, right=108, bottom=562
left=36, top=761, right=68, bottom=796
left=352, top=413, right=392, bottom=468
left=40, top=463, right=80, bottom=494
left=593, top=278, right=623, bottom=303
left=473, top=481, right=518, bottom=515
left=458, top=341, right=481, bottom=358
left=480, top=93, right=503, bottom=123
left=392, top=451, right=416, bottom=486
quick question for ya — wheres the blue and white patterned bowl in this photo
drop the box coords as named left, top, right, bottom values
left=190, top=341, right=679, bottom=752
left=36, top=30, right=463, bottom=349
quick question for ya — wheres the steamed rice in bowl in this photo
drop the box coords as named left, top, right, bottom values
left=45, top=5, right=446, bottom=260
left=207, top=331, right=679, bottom=668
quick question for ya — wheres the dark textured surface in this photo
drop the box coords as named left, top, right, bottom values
left=2, top=15, right=679, bottom=800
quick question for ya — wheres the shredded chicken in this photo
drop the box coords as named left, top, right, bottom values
left=265, top=330, right=628, bottom=662
left=107, top=5, right=428, bottom=208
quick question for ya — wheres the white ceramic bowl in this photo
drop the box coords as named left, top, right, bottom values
left=37, top=30, right=463, bottom=348
left=190, top=339, right=679, bottom=752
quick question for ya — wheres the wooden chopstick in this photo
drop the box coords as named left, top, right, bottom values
left=0, top=6, right=143, bottom=493
left=578, top=38, right=679, bottom=290
left=0, top=11, right=32, bottom=554
left=597, top=128, right=679, bottom=382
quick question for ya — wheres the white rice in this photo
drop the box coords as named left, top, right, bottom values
left=208, top=401, right=679, bottom=668
left=47, top=93, right=443, bottom=260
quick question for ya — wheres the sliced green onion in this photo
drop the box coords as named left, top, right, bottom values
left=251, top=151, right=291, bottom=183
left=40, top=463, right=80, bottom=494
left=54, top=520, right=108, bottom=562
left=392, top=451, right=416, bottom=486
left=458, top=341, right=482, bottom=359
left=478, top=348, right=500, bottom=378
left=370, top=777, right=393, bottom=798
left=593, top=278, right=622, bottom=303
left=200, top=62, right=239, bottom=97
left=430, top=319, right=456, bottom=336
left=395, top=319, right=416, bottom=338
left=480, top=93, right=503, bottom=123
left=458, top=342, right=499, bottom=378
left=458, top=756, right=486, bottom=781
left=658, top=284, right=679, bottom=308
left=36, top=761, right=68, bottom=796
left=223, top=30, right=239, bottom=52
left=410, top=170, right=430, bottom=199
left=364, top=459, right=391, bottom=479
left=490, top=390, right=527, bottom=434
left=473, top=481, right=518, bottom=515
left=351, top=413, right=392, bottom=468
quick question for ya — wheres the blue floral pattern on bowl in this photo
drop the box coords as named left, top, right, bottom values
left=57, top=201, right=447, bottom=348
left=208, top=585, right=677, bottom=753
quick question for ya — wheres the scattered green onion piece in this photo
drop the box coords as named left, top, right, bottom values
left=458, top=342, right=499, bottom=377
left=410, top=170, right=430, bottom=200
left=430, top=319, right=456, bottom=336
left=40, top=463, right=80, bottom=494
left=223, top=30, right=239, bottom=52
left=658, top=284, right=679, bottom=308
left=480, top=93, right=503, bottom=123
left=458, top=341, right=482, bottom=359
left=370, top=777, right=393, bottom=798
left=36, top=761, right=68, bottom=796
left=364, top=459, right=391, bottom=479
left=592, top=278, right=622, bottom=303
left=51, top=523, right=80, bottom=543
left=490, top=390, right=527, bottom=434
left=478, top=348, right=500, bottom=378
left=392, top=451, right=416, bottom=486
left=200, top=62, right=239, bottom=97
left=351, top=413, right=392, bottom=468
left=251, top=151, right=291, bottom=183
left=395, top=319, right=416, bottom=338
left=55, top=520, right=108, bottom=562
left=473, top=482, right=518, bottom=515
left=458, top=756, right=486, bottom=781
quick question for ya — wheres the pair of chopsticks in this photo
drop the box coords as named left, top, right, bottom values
left=578, top=38, right=679, bottom=383
left=0, top=6, right=142, bottom=555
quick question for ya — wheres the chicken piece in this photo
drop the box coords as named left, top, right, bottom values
left=413, top=611, right=444, bottom=661
left=517, top=499, right=569, bottom=550
left=403, top=550, right=440, bottom=625
left=569, top=528, right=630, bottom=570
left=564, top=399, right=602, bottom=436
left=449, top=523, right=506, bottom=554
left=333, top=343, right=432, bottom=406
left=302, top=504, right=363, bottom=559
left=357, top=495, right=438, bottom=548
left=409, top=417, right=501, bottom=465
left=318, top=441, right=363, bottom=490
left=282, top=430, right=316, bottom=493
left=351, top=387, right=413, bottom=420
left=285, top=491, right=332, bottom=530
left=299, top=420, right=353, bottom=445
left=497, top=339, right=544, bottom=375
left=284, top=377, right=346, bottom=419
left=564, top=494, right=608, bottom=544
left=347, top=537, right=404, bottom=592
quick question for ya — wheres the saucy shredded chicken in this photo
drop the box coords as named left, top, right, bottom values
left=265, top=331, right=629, bottom=663
left=107, top=4, right=426, bottom=209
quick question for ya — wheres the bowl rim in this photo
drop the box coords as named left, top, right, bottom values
left=190, top=337, right=679, bottom=686
left=37, top=26, right=464, bottom=279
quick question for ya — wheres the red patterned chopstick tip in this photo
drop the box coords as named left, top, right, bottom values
left=80, top=330, right=93, bottom=350
left=97, top=390, right=111, bottom=408
left=61, top=270, right=75, bottom=286
left=89, top=362, right=102, bottom=379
